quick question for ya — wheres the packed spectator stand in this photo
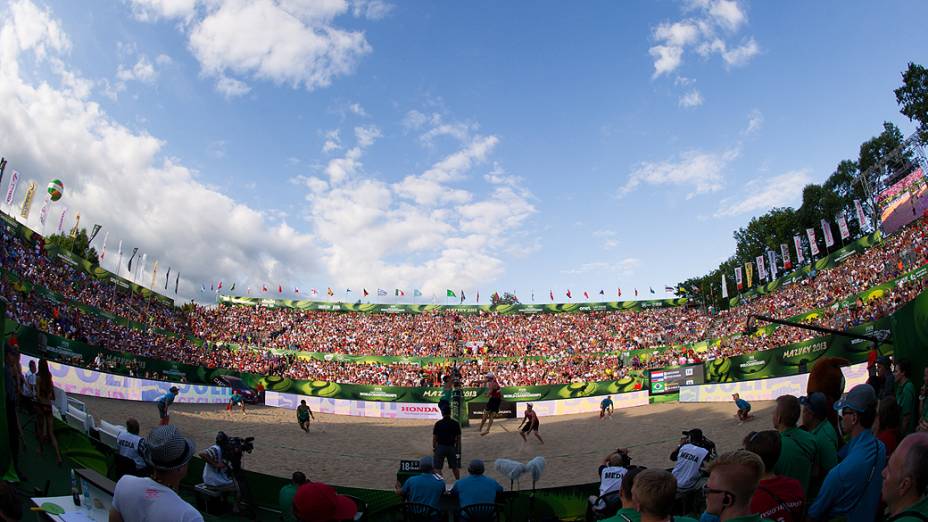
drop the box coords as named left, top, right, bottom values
left=1, top=217, right=927, bottom=387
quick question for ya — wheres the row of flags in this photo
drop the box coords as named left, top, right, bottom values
left=721, top=202, right=868, bottom=299
left=1, top=155, right=181, bottom=297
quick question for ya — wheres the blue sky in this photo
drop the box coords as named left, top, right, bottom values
left=0, top=0, right=925, bottom=303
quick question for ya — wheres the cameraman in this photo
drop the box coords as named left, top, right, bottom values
left=671, top=428, right=716, bottom=493
left=588, top=448, right=630, bottom=516
left=198, top=432, right=241, bottom=513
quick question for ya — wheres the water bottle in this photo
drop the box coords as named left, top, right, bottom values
left=70, top=469, right=81, bottom=507
left=82, top=478, right=91, bottom=511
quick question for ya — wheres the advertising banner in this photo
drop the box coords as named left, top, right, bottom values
left=648, top=364, right=705, bottom=395
left=793, top=235, right=805, bottom=266
left=806, top=228, right=820, bottom=256
left=467, top=401, right=517, bottom=420
left=681, top=362, right=869, bottom=403
left=218, top=295, right=687, bottom=314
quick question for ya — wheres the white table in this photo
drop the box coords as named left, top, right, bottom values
left=30, top=495, right=108, bottom=522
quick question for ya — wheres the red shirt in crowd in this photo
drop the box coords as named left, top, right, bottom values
left=877, top=428, right=900, bottom=457
left=750, top=475, right=805, bottom=522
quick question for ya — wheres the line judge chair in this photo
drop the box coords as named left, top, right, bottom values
left=402, top=502, right=442, bottom=522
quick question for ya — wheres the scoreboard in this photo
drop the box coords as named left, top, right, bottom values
left=649, top=364, right=705, bottom=395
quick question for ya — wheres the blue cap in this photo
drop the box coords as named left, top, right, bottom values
left=834, top=384, right=876, bottom=413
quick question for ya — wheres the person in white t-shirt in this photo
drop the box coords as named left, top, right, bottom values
left=198, top=432, right=241, bottom=512
left=587, top=449, right=631, bottom=516
left=109, top=425, right=203, bottom=522
left=21, top=360, right=37, bottom=401
left=671, top=428, right=715, bottom=492
left=116, top=419, right=149, bottom=476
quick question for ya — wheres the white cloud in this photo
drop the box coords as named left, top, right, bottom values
left=0, top=0, right=319, bottom=301
left=348, top=102, right=367, bottom=116
left=620, top=147, right=739, bottom=199
left=353, top=125, right=381, bottom=148
left=402, top=109, right=429, bottom=130
left=678, top=89, right=704, bottom=108
left=303, top=115, right=536, bottom=294
left=116, top=55, right=156, bottom=83
left=648, top=0, right=757, bottom=77
left=350, top=0, right=393, bottom=20
left=322, top=128, right=341, bottom=152
left=714, top=169, right=811, bottom=217
left=131, top=0, right=374, bottom=96
left=155, top=53, right=172, bottom=66
left=745, top=109, right=763, bottom=135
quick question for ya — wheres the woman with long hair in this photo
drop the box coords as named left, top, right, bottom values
left=35, top=359, right=62, bottom=465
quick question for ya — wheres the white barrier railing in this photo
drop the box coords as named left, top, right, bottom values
left=679, top=362, right=870, bottom=403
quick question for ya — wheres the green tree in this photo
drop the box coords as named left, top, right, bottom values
left=858, top=122, right=914, bottom=192
left=733, top=207, right=801, bottom=262
left=895, top=62, right=928, bottom=143
left=45, top=228, right=100, bottom=264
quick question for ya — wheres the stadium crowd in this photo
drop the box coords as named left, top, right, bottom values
left=0, top=216, right=926, bottom=386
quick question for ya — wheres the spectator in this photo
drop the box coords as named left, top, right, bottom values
left=396, top=456, right=445, bottom=510
left=799, top=392, right=838, bottom=497
left=608, top=466, right=645, bottom=522
left=589, top=449, right=630, bottom=515
left=671, top=429, right=714, bottom=493
left=895, top=359, right=918, bottom=436
left=742, top=430, right=805, bottom=522
left=631, top=469, right=698, bottom=522
left=279, top=471, right=307, bottom=522
left=116, top=418, right=149, bottom=477
left=20, top=359, right=36, bottom=406
left=878, top=356, right=896, bottom=400
left=772, top=395, right=816, bottom=495
left=920, top=366, right=928, bottom=433
left=198, top=432, right=241, bottom=513
left=433, top=406, right=461, bottom=480
left=291, top=482, right=357, bottom=522
left=876, top=397, right=903, bottom=456
left=702, top=450, right=765, bottom=522
left=3, top=345, right=25, bottom=480
left=808, top=384, right=886, bottom=521
left=34, top=359, right=61, bottom=465
left=109, top=425, right=202, bottom=522
left=450, top=459, right=502, bottom=512
left=881, top=433, right=928, bottom=521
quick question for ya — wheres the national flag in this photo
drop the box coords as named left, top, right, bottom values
left=460, top=291, right=465, bottom=303
left=88, top=224, right=102, bottom=244
left=550, top=290, right=554, bottom=301
left=599, top=289, right=605, bottom=295
left=230, top=283, right=236, bottom=291
left=4, top=169, right=19, bottom=206
left=617, top=288, right=622, bottom=297
left=793, top=234, right=805, bottom=265
left=311, top=288, right=318, bottom=296
left=262, top=285, right=268, bottom=292
left=492, top=291, right=500, bottom=302
left=377, top=289, right=387, bottom=296
left=0, top=158, right=6, bottom=186
left=327, top=288, right=334, bottom=296
left=854, top=199, right=868, bottom=230
left=175, top=273, right=179, bottom=294
left=447, top=289, right=456, bottom=297
left=127, top=247, right=139, bottom=271
left=583, top=291, right=589, bottom=299
left=780, top=243, right=792, bottom=270
left=634, top=288, right=638, bottom=296
left=279, top=285, right=283, bottom=293
left=363, top=289, right=369, bottom=297
left=837, top=214, right=850, bottom=240
left=164, top=267, right=171, bottom=290
left=346, top=289, right=352, bottom=294
left=531, top=291, right=534, bottom=302
left=19, top=181, right=36, bottom=220
left=414, top=289, right=422, bottom=297
left=664, top=286, right=674, bottom=293
left=396, top=289, right=405, bottom=297
left=806, top=228, right=820, bottom=256
left=201, top=284, right=206, bottom=293
left=477, top=291, right=480, bottom=302
left=721, top=274, right=729, bottom=298
left=821, top=219, right=835, bottom=248
left=649, top=287, right=655, bottom=294
left=218, top=280, right=223, bottom=290
left=566, top=289, right=572, bottom=299
left=294, top=288, right=299, bottom=293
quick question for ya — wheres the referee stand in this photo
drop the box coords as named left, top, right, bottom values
left=451, top=387, right=466, bottom=471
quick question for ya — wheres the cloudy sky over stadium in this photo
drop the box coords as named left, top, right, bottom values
left=0, top=0, right=925, bottom=303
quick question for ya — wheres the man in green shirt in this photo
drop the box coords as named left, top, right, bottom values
left=703, top=450, right=772, bottom=522
left=602, top=466, right=644, bottom=522
left=895, top=359, right=918, bottom=436
left=278, top=471, right=307, bottom=522
left=630, top=469, right=699, bottom=522
left=772, top=395, right=817, bottom=495
left=881, top=432, right=928, bottom=521
left=800, top=392, right=839, bottom=499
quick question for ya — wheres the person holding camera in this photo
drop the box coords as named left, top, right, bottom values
left=588, top=448, right=631, bottom=515
left=198, top=432, right=242, bottom=513
left=671, top=429, right=715, bottom=493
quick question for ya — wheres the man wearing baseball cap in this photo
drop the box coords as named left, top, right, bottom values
left=109, top=425, right=202, bottom=522
left=799, top=392, right=839, bottom=499
left=292, top=482, right=357, bottom=522
left=808, top=384, right=886, bottom=521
